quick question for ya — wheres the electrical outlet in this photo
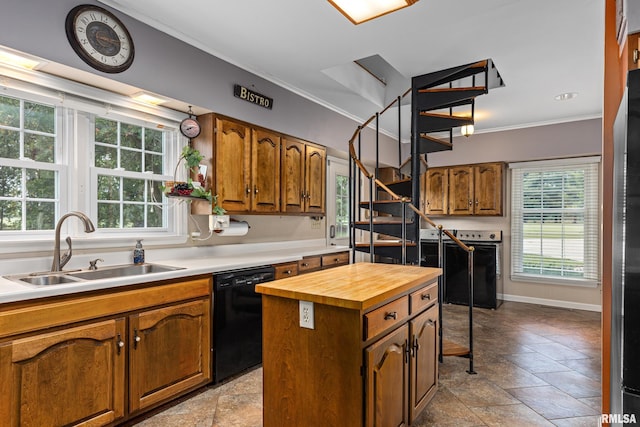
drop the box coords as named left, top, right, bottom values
left=299, top=300, right=314, bottom=329
left=311, top=219, right=321, bottom=229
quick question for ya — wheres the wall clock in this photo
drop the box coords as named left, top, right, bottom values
left=65, top=4, right=135, bottom=74
left=180, top=107, right=201, bottom=139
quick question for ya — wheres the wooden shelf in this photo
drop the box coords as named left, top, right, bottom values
left=442, top=338, right=470, bottom=357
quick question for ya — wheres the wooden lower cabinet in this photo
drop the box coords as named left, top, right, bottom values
left=0, top=276, right=212, bottom=426
left=365, top=300, right=439, bottom=427
left=0, top=319, right=126, bottom=427
left=129, top=298, right=211, bottom=413
left=259, top=266, right=440, bottom=427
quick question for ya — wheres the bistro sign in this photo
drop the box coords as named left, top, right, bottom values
left=234, top=84, right=273, bottom=110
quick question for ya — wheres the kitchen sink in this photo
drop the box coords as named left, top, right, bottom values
left=18, top=274, right=84, bottom=286
left=67, top=263, right=183, bottom=280
left=4, top=263, right=184, bottom=286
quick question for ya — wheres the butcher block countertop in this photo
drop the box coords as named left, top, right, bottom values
left=255, top=263, right=442, bottom=311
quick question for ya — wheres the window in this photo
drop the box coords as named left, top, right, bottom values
left=0, top=72, right=187, bottom=253
left=0, top=94, right=62, bottom=232
left=92, top=117, right=170, bottom=230
left=510, top=157, right=600, bottom=286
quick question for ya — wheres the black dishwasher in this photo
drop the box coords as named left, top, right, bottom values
left=213, top=265, right=275, bottom=383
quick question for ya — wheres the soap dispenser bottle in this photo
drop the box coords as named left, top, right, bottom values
left=133, top=240, right=145, bottom=265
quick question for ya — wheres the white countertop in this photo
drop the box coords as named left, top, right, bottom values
left=0, top=240, right=349, bottom=304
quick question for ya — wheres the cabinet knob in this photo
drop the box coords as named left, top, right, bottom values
left=254, top=185, right=259, bottom=194
left=302, top=262, right=309, bottom=267
left=384, top=311, right=398, bottom=320
left=116, top=333, right=124, bottom=355
left=133, top=328, right=141, bottom=349
left=285, top=270, right=292, bottom=275
left=475, top=199, right=479, bottom=205
left=468, top=199, right=472, bottom=206
left=301, top=192, right=306, bottom=200
left=246, top=186, right=251, bottom=194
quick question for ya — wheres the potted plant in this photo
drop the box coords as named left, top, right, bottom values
left=166, top=145, right=212, bottom=200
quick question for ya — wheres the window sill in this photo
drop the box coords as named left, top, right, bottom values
left=510, top=274, right=600, bottom=288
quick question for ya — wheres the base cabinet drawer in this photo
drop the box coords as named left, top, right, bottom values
left=321, top=251, right=350, bottom=269
left=274, top=262, right=299, bottom=279
left=298, top=256, right=322, bottom=273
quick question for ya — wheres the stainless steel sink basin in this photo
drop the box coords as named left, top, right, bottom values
left=68, top=263, right=183, bottom=280
left=18, top=274, right=84, bottom=286
left=4, top=263, right=184, bottom=286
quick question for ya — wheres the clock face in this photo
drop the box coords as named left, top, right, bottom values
left=180, top=118, right=202, bottom=139
left=66, top=5, right=134, bottom=73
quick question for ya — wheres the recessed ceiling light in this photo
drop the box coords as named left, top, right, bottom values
left=554, top=92, right=578, bottom=101
left=328, top=0, right=419, bottom=25
left=130, top=91, right=168, bottom=106
left=0, top=49, right=43, bottom=70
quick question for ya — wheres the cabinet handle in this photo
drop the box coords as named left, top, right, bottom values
left=421, top=293, right=431, bottom=300
left=404, top=339, right=410, bottom=364
left=302, top=262, right=309, bottom=267
left=384, top=311, right=397, bottom=320
left=412, top=336, right=420, bottom=356
left=254, top=185, right=259, bottom=194
left=285, top=270, right=292, bottom=275
left=468, top=199, right=473, bottom=206
left=475, top=199, right=479, bottom=205
left=634, top=48, right=639, bottom=64
left=246, top=186, right=251, bottom=194
left=301, top=192, right=306, bottom=200
left=117, top=333, right=124, bottom=355
left=133, top=328, right=141, bottom=349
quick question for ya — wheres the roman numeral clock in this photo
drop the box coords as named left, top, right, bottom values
left=65, top=4, right=134, bottom=73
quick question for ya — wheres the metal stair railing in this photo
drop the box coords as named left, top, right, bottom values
left=348, top=85, right=478, bottom=374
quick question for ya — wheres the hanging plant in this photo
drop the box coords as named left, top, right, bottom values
left=167, top=145, right=211, bottom=200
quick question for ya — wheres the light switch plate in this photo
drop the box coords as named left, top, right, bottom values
left=299, top=300, right=314, bottom=329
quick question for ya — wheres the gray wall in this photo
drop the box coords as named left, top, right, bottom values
left=0, top=0, right=397, bottom=164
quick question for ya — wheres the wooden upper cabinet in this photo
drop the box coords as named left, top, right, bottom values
left=629, top=32, right=640, bottom=70
left=424, top=162, right=503, bottom=216
left=448, top=165, right=474, bottom=215
left=281, top=137, right=306, bottom=213
left=194, top=114, right=326, bottom=215
left=424, top=167, right=448, bottom=215
left=305, top=144, right=326, bottom=214
left=281, top=137, right=326, bottom=215
left=0, top=319, right=126, bottom=426
left=473, top=162, right=503, bottom=215
left=251, top=128, right=281, bottom=212
left=215, top=117, right=251, bottom=212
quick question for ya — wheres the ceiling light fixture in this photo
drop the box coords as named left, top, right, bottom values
left=554, top=92, right=578, bottom=101
left=130, top=91, right=168, bottom=106
left=460, top=124, right=474, bottom=137
left=328, top=0, right=419, bottom=25
left=0, top=49, right=42, bottom=70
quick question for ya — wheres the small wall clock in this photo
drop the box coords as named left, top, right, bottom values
left=180, top=107, right=201, bottom=139
left=65, top=4, right=135, bottom=74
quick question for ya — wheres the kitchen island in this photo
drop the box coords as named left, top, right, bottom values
left=256, top=262, right=442, bottom=427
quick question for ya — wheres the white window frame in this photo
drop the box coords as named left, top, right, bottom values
left=0, top=68, right=188, bottom=254
left=509, top=156, right=601, bottom=287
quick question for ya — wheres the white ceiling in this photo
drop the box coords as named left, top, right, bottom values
left=98, top=0, right=603, bottom=136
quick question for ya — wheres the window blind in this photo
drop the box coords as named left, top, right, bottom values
left=510, top=158, right=600, bottom=286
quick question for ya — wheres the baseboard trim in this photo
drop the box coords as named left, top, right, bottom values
left=500, top=293, right=602, bottom=312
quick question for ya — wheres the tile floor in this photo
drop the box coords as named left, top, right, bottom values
left=135, top=301, right=601, bottom=426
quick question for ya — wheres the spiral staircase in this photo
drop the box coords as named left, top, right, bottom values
left=348, top=59, right=504, bottom=371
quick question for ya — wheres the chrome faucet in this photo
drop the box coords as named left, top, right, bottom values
left=51, top=211, right=96, bottom=272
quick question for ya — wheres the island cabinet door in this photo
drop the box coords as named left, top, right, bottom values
left=128, top=298, right=212, bottom=413
left=365, top=324, right=410, bottom=427
left=409, top=304, right=439, bottom=423
left=0, top=318, right=126, bottom=427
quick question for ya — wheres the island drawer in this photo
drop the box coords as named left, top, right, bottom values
left=409, top=281, right=438, bottom=313
left=364, top=296, right=409, bottom=340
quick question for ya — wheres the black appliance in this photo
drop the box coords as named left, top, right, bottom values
left=613, top=68, right=640, bottom=419
left=213, top=265, right=275, bottom=383
left=421, top=229, right=503, bottom=309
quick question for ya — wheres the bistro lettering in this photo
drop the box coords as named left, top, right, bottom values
left=234, top=84, right=273, bottom=109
